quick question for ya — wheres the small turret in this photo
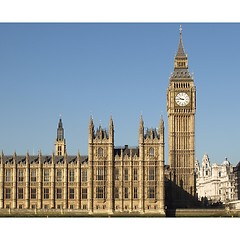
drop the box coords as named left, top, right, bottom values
left=57, top=118, right=64, bottom=141
left=13, top=151, right=17, bottom=164
left=139, top=114, right=144, bottom=143
left=77, top=149, right=81, bottom=159
left=109, top=115, right=114, bottom=143
left=55, top=117, right=66, bottom=156
left=88, top=115, right=94, bottom=142
left=109, top=115, right=114, bottom=131
left=159, top=115, right=164, bottom=139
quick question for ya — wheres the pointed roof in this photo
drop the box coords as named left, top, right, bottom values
left=58, top=117, right=63, bottom=129
left=89, top=115, right=94, bottom=126
left=57, top=117, right=64, bottom=141
left=109, top=115, right=114, bottom=129
left=139, top=114, right=144, bottom=130
left=170, top=25, right=193, bottom=80
left=176, top=25, right=187, bottom=58
left=159, top=115, right=164, bottom=129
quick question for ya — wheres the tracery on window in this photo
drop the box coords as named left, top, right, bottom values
left=149, top=147, right=154, bottom=157
left=98, top=147, right=104, bottom=158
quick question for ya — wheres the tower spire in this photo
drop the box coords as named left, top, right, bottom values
left=159, top=115, right=164, bottom=136
left=109, top=115, right=114, bottom=130
left=89, top=115, right=94, bottom=131
left=173, top=25, right=189, bottom=71
left=57, top=117, right=64, bottom=141
left=139, top=114, right=144, bottom=131
left=176, top=24, right=186, bottom=58
left=55, top=117, right=66, bottom=156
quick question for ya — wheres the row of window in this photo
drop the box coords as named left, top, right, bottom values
left=114, top=187, right=155, bottom=199
left=114, top=167, right=155, bottom=181
left=5, top=204, right=88, bottom=210
left=97, top=147, right=156, bottom=158
left=4, top=169, right=88, bottom=183
left=57, top=146, right=63, bottom=156
left=115, top=205, right=158, bottom=210
left=4, top=187, right=87, bottom=200
left=4, top=187, right=156, bottom=200
left=4, top=167, right=156, bottom=183
left=174, top=82, right=190, bottom=88
left=6, top=204, right=158, bottom=210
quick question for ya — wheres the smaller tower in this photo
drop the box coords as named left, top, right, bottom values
left=55, top=117, right=66, bottom=156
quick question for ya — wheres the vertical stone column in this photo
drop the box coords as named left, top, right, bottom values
left=63, top=155, right=68, bottom=209
left=25, top=153, right=30, bottom=209
left=51, top=154, right=55, bottom=209
left=189, top=113, right=195, bottom=196
left=37, top=153, right=42, bottom=209
left=107, top=147, right=113, bottom=214
left=120, top=149, right=123, bottom=212
left=87, top=152, right=93, bottom=213
left=159, top=118, right=165, bottom=213
left=88, top=116, right=94, bottom=214
left=107, top=158, right=113, bottom=213
left=139, top=145, right=144, bottom=213
left=138, top=116, right=144, bottom=213
left=12, top=154, right=17, bottom=209
left=129, top=149, right=133, bottom=212
left=0, top=155, right=4, bottom=209
left=107, top=116, right=114, bottom=214
left=77, top=152, right=81, bottom=209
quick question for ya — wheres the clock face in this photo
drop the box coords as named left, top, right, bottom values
left=175, top=92, right=190, bottom=106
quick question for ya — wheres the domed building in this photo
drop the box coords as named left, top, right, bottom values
left=195, top=154, right=236, bottom=204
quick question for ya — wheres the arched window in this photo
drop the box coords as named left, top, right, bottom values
left=58, top=146, right=62, bottom=156
left=149, top=147, right=154, bottom=157
left=98, top=147, right=103, bottom=158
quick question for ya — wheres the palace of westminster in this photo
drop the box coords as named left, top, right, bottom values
left=0, top=26, right=240, bottom=215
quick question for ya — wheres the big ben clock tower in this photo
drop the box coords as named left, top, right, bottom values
left=167, top=26, right=196, bottom=208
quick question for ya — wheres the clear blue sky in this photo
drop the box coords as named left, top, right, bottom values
left=0, top=23, right=240, bottom=166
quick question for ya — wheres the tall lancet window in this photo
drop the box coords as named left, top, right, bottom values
left=149, top=148, right=154, bottom=157
left=98, top=147, right=103, bottom=158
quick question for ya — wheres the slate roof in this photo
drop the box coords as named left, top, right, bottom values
left=176, top=31, right=187, bottom=58
left=114, top=145, right=139, bottom=157
left=170, top=26, right=193, bottom=80
left=95, top=126, right=109, bottom=139
left=170, top=69, right=192, bottom=80
left=1, top=155, right=88, bottom=164
left=144, top=128, right=159, bottom=139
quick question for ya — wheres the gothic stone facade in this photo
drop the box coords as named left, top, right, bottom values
left=0, top=116, right=165, bottom=215
left=0, top=26, right=198, bottom=214
left=166, top=26, right=197, bottom=208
